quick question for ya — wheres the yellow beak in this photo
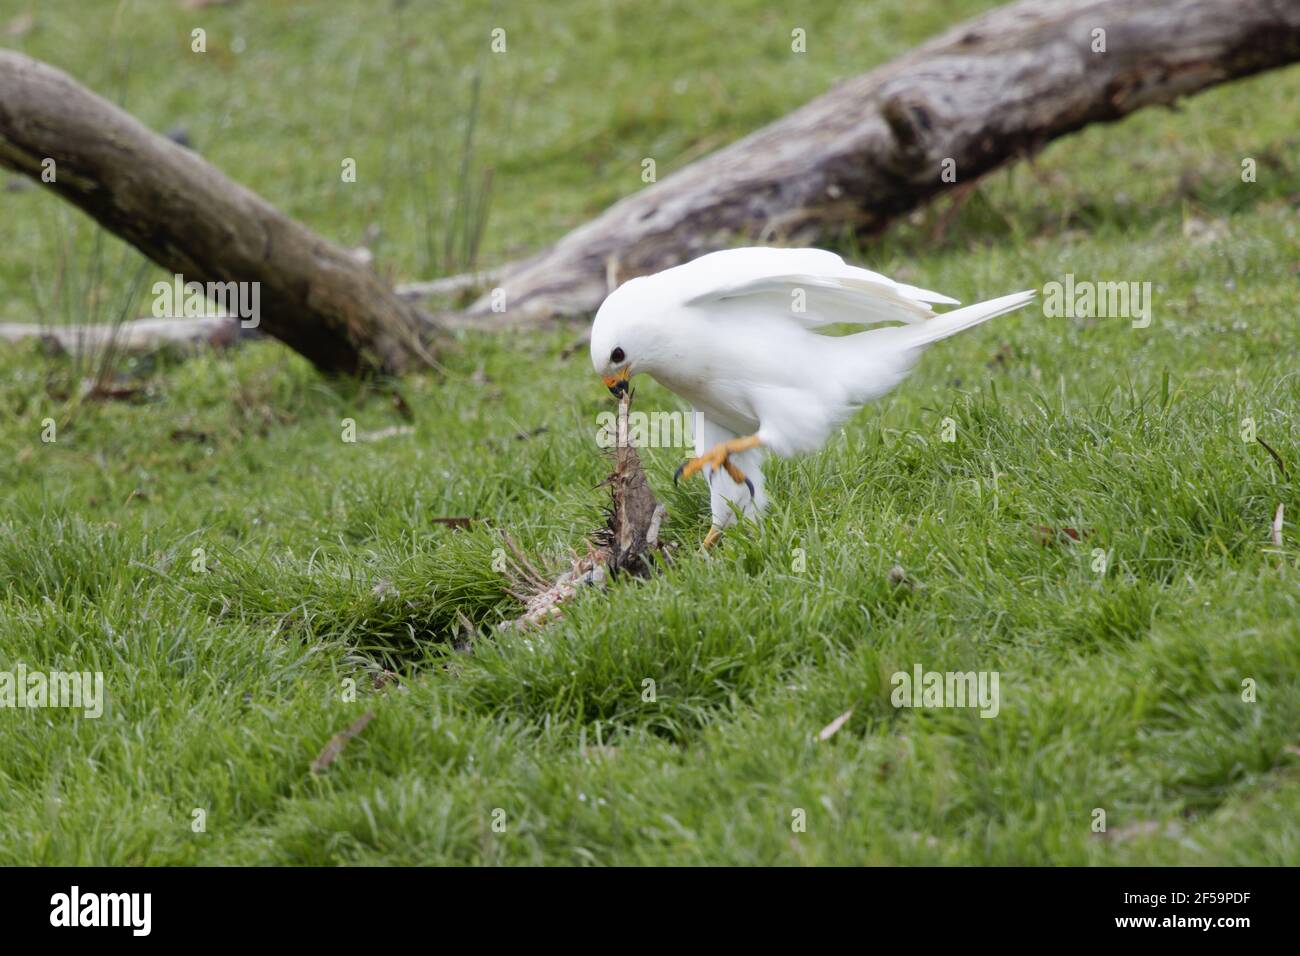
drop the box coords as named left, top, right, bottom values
left=602, top=366, right=630, bottom=397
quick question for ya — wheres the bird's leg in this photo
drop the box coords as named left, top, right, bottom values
left=674, top=434, right=762, bottom=494
left=700, top=526, right=723, bottom=551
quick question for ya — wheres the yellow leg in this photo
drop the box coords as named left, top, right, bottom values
left=675, top=434, right=763, bottom=552
left=674, top=434, right=762, bottom=488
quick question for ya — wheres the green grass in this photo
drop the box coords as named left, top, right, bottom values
left=1, top=0, right=1298, bottom=864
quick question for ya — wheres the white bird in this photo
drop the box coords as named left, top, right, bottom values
left=591, top=247, right=1034, bottom=547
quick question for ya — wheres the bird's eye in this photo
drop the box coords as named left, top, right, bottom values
left=610, top=347, right=625, bottom=364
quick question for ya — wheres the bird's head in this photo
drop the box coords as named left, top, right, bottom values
left=590, top=281, right=654, bottom=398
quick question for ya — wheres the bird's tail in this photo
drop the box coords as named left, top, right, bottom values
left=900, top=290, right=1036, bottom=348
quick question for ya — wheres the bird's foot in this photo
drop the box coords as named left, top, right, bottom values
left=673, top=434, right=763, bottom=495
left=700, top=526, right=723, bottom=552
left=674, top=446, right=750, bottom=491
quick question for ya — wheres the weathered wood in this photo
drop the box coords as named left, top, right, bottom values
left=0, top=316, right=243, bottom=356
left=0, top=50, right=437, bottom=375
left=449, top=0, right=1300, bottom=328
left=395, top=269, right=501, bottom=301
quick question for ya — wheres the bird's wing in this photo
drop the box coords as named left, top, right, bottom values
left=679, top=247, right=958, bottom=330
left=694, top=410, right=766, bottom=530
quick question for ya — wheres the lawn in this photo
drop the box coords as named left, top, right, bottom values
left=0, top=0, right=1297, bottom=864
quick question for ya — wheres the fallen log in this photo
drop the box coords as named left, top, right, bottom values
left=395, top=269, right=502, bottom=302
left=446, top=0, right=1300, bottom=328
left=0, top=316, right=244, bottom=356
left=0, top=50, right=437, bottom=376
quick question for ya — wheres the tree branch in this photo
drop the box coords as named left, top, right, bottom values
left=0, top=50, right=439, bottom=375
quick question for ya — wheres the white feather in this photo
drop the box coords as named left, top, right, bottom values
left=680, top=247, right=957, bottom=330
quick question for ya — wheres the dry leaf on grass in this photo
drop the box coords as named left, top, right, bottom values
left=1095, top=819, right=1184, bottom=843
left=431, top=516, right=474, bottom=529
left=814, top=708, right=854, bottom=742
left=1256, top=437, right=1289, bottom=478
left=310, top=711, right=375, bottom=774
left=1033, top=524, right=1089, bottom=547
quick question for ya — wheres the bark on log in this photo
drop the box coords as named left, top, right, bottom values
left=0, top=50, right=436, bottom=375
left=451, top=0, right=1300, bottom=328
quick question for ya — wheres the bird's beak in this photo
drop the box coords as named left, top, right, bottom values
left=603, top=366, right=630, bottom=398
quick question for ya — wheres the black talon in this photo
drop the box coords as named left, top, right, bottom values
left=673, top=462, right=687, bottom=486
left=745, top=476, right=755, bottom=497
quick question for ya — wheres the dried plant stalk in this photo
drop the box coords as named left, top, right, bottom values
left=505, top=393, right=669, bottom=630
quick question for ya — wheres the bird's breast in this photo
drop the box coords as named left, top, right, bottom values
left=651, top=368, right=759, bottom=436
